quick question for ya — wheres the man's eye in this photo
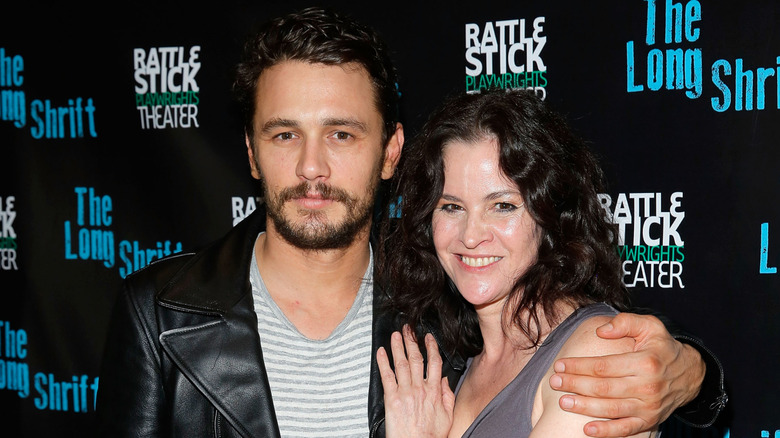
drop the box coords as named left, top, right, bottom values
left=333, top=131, right=352, bottom=140
left=276, top=132, right=294, bottom=140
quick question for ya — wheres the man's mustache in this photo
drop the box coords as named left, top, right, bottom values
left=276, top=182, right=352, bottom=205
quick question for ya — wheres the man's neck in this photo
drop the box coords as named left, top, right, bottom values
left=254, top=221, right=373, bottom=339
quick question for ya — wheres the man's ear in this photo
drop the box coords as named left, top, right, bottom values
left=381, top=123, right=404, bottom=180
left=245, top=132, right=262, bottom=180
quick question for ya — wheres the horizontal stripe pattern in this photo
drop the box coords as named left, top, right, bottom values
left=250, top=248, right=373, bottom=437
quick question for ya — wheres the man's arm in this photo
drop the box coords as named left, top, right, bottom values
left=548, top=311, right=726, bottom=437
left=96, top=284, right=167, bottom=437
left=532, top=315, right=656, bottom=438
left=632, top=308, right=727, bottom=428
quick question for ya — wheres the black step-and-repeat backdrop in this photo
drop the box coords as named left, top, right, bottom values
left=2, top=1, right=778, bottom=436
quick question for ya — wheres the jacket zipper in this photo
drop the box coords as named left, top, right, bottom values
left=370, top=417, right=385, bottom=437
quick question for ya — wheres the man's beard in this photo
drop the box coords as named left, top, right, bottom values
left=264, top=179, right=378, bottom=251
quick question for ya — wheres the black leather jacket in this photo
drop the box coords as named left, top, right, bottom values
left=96, top=208, right=465, bottom=437
left=96, top=208, right=724, bottom=437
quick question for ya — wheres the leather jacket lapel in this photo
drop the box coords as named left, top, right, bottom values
left=160, top=291, right=280, bottom=438
left=157, top=209, right=281, bottom=438
left=368, top=290, right=397, bottom=438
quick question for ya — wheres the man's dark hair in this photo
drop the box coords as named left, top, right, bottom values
left=233, top=7, right=400, bottom=145
left=379, top=89, right=629, bottom=357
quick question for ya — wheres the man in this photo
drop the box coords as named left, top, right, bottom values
left=97, top=7, right=725, bottom=438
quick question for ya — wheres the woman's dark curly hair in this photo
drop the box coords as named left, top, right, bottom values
left=378, top=89, right=629, bottom=357
left=233, top=6, right=400, bottom=146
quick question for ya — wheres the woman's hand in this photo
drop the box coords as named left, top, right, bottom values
left=377, top=325, right=455, bottom=438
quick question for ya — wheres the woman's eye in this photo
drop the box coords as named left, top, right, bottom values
left=495, top=202, right=517, bottom=212
left=440, top=203, right=463, bottom=212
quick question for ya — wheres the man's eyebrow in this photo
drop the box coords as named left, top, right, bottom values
left=260, top=118, right=299, bottom=134
left=321, top=117, right=369, bottom=133
left=260, top=117, right=370, bottom=134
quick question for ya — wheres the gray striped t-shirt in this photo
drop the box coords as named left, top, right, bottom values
left=249, top=245, right=373, bottom=437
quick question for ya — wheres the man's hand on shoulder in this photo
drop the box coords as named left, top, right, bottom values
left=548, top=312, right=705, bottom=437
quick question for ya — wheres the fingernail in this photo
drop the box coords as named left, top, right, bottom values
left=554, top=361, right=565, bottom=373
left=585, top=425, right=598, bottom=435
left=550, top=375, right=562, bottom=388
left=560, top=396, right=574, bottom=409
left=601, top=323, right=614, bottom=332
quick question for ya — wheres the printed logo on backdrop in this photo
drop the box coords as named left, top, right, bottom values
left=0, top=48, right=98, bottom=139
left=0, top=320, right=99, bottom=413
left=0, top=196, right=17, bottom=271
left=63, top=187, right=183, bottom=278
left=465, top=17, right=547, bottom=98
left=627, top=0, right=780, bottom=112
left=232, top=196, right=263, bottom=226
left=760, top=222, right=778, bottom=274
left=134, top=46, right=201, bottom=129
left=600, top=192, right=685, bottom=289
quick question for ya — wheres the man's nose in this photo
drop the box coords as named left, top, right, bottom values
left=296, top=138, right=330, bottom=182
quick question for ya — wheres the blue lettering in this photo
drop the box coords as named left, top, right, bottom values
left=663, top=0, right=701, bottom=43
left=33, top=372, right=99, bottom=412
left=389, top=196, right=402, bottom=219
left=684, top=1, right=701, bottom=42
left=648, top=49, right=664, bottom=91
left=2, top=320, right=28, bottom=359
left=684, top=48, right=702, bottom=98
left=735, top=58, right=754, bottom=111
left=0, top=48, right=24, bottom=87
left=711, top=59, right=732, bottom=112
left=74, top=187, right=87, bottom=226
left=118, top=239, right=182, bottom=278
left=33, top=373, right=49, bottom=410
left=711, top=57, right=780, bottom=112
left=664, top=0, right=683, bottom=43
left=74, top=187, right=112, bottom=227
left=1, top=89, right=26, bottom=128
left=756, top=66, right=775, bottom=110
left=665, top=48, right=684, bottom=90
left=64, top=221, right=78, bottom=260
left=0, top=359, right=30, bottom=397
left=64, top=224, right=115, bottom=267
left=760, top=222, right=777, bottom=274
left=27, top=98, right=97, bottom=139
left=631, top=0, right=701, bottom=99
left=644, top=0, right=657, bottom=45
left=30, top=99, right=44, bottom=139
left=626, top=41, right=644, bottom=92
left=118, top=240, right=133, bottom=278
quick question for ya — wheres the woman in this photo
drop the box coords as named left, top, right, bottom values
left=376, top=90, right=656, bottom=437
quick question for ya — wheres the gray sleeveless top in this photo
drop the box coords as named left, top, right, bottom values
left=454, top=303, right=618, bottom=438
